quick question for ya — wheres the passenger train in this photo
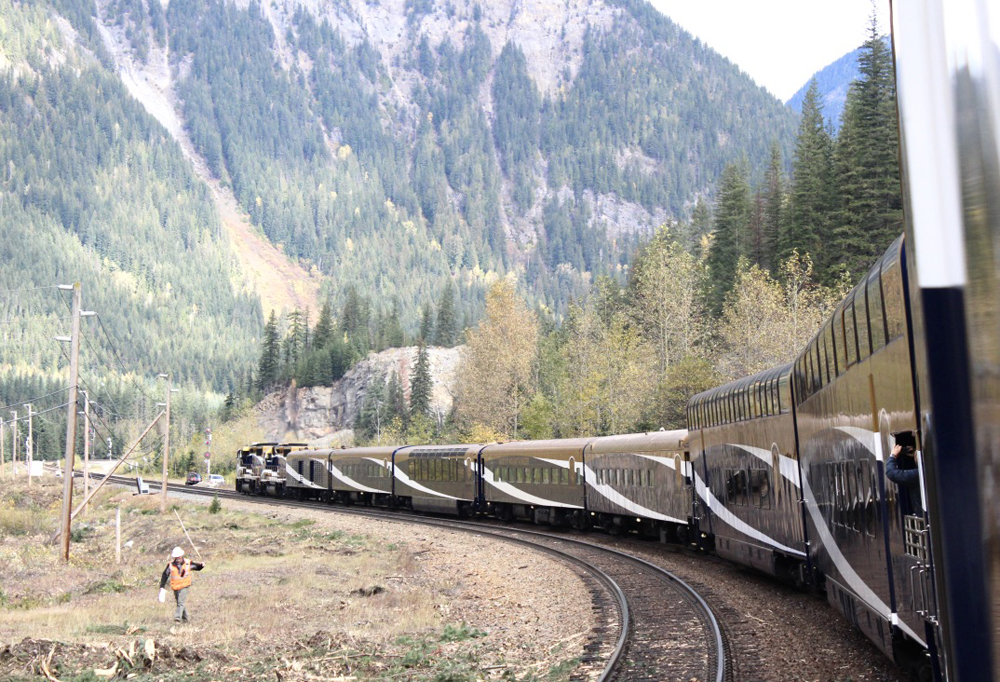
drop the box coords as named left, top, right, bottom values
left=236, top=2, right=999, bottom=679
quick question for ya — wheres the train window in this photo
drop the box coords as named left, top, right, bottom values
left=812, top=341, right=823, bottom=389
left=648, top=469, right=655, bottom=487
left=820, top=332, right=831, bottom=385
left=881, top=252, right=905, bottom=340
left=751, top=382, right=760, bottom=418
left=855, top=289, right=871, bottom=361
left=844, top=303, right=858, bottom=367
left=560, top=468, right=568, bottom=485
left=824, top=323, right=836, bottom=379
left=778, top=374, right=791, bottom=414
left=543, top=468, right=551, bottom=485
left=804, top=348, right=815, bottom=396
left=868, top=270, right=887, bottom=352
left=832, top=311, right=847, bottom=375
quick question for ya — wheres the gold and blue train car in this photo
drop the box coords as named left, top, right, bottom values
left=284, top=447, right=331, bottom=500
left=584, top=430, right=691, bottom=539
left=687, top=364, right=807, bottom=580
left=794, top=238, right=928, bottom=662
left=478, top=438, right=591, bottom=526
left=392, top=444, right=479, bottom=515
left=326, top=446, right=396, bottom=507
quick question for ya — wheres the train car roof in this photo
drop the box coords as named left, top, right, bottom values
left=481, top=437, right=596, bottom=456
left=589, top=430, right=689, bottom=454
left=689, top=363, right=793, bottom=405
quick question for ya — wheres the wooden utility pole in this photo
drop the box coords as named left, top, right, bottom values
left=82, top=391, right=90, bottom=514
left=1, top=419, right=5, bottom=480
left=59, top=282, right=82, bottom=563
left=160, top=374, right=172, bottom=513
left=25, top=403, right=33, bottom=486
left=10, top=410, right=17, bottom=476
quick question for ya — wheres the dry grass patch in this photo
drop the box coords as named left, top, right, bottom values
left=0, top=478, right=582, bottom=681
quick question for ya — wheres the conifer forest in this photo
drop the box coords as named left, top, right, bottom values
left=0, top=0, right=900, bottom=470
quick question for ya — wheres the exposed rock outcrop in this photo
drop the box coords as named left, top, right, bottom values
left=255, top=345, right=462, bottom=444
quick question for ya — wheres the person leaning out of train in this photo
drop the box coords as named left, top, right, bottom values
left=886, top=431, right=922, bottom=516
left=157, top=547, right=205, bottom=623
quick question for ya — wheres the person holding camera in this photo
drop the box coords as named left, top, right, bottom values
left=886, top=432, right=922, bottom=516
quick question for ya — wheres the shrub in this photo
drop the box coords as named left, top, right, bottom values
left=208, top=495, right=221, bottom=514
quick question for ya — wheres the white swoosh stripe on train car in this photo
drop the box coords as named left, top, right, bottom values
left=727, top=445, right=802, bottom=488
left=540, top=457, right=684, bottom=522
left=478, top=462, right=582, bottom=509
left=285, top=462, right=324, bottom=489
left=327, top=462, right=382, bottom=494
left=799, top=473, right=925, bottom=646
left=693, top=474, right=806, bottom=556
left=833, top=426, right=884, bottom=461
left=392, top=467, right=460, bottom=500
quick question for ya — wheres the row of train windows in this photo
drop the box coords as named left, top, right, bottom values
left=826, top=460, right=877, bottom=537
left=341, top=463, right=388, bottom=479
left=725, top=469, right=772, bottom=509
left=796, top=253, right=906, bottom=400
left=596, top=468, right=656, bottom=488
left=495, top=466, right=581, bottom=486
left=689, top=373, right=792, bottom=429
left=412, top=459, right=470, bottom=482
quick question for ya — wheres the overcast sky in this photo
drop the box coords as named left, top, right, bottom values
left=648, top=0, right=892, bottom=102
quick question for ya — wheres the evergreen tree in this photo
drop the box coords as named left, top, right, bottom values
left=283, top=309, right=306, bottom=369
left=312, top=301, right=334, bottom=350
left=409, top=343, right=433, bottom=419
left=355, top=373, right=387, bottom=443
left=386, top=370, right=407, bottom=427
left=761, top=142, right=785, bottom=271
left=829, top=18, right=902, bottom=279
left=419, top=302, right=434, bottom=343
left=705, top=163, right=751, bottom=314
left=780, top=80, right=833, bottom=276
left=434, top=281, right=458, bottom=347
left=257, top=311, right=281, bottom=391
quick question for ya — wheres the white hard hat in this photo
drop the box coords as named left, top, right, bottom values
left=171, top=546, right=185, bottom=558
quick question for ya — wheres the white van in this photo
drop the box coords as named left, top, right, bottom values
left=206, top=474, right=225, bottom=488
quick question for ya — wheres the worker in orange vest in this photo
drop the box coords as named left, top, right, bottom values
left=157, top=547, right=205, bottom=623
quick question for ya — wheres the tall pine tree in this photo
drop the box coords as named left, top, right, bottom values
left=780, top=80, right=833, bottom=277
left=257, top=311, right=281, bottom=391
left=761, top=142, right=785, bottom=272
left=830, top=21, right=901, bottom=279
left=312, top=301, right=334, bottom=350
left=434, top=281, right=458, bottom=347
left=409, top=342, right=432, bottom=419
left=705, top=162, right=751, bottom=314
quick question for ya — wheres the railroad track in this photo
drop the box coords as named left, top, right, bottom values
left=90, top=473, right=728, bottom=682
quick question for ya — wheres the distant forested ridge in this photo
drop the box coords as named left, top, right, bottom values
left=162, top=0, right=798, bottom=322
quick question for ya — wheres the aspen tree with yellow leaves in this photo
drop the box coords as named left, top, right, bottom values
left=455, top=280, right=538, bottom=439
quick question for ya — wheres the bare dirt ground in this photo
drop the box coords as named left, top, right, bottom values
left=0, top=478, right=592, bottom=681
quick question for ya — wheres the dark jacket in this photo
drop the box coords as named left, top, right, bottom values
left=159, top=559, right=205, bottom=590
left=886, top=454, right=922, bottom=515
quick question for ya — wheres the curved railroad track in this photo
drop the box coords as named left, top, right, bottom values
left=91, top=473, right=728, bottom=682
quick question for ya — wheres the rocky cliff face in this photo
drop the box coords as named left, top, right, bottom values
left=255, top=345, right=462, bottom=445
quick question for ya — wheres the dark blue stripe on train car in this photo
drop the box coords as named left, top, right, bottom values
left=921, top=286, right=993, bottom=681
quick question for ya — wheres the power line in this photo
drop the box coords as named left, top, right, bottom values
left=0, top=400, right=73, bottom=427
left=94, top=313, right=157, bottom=404
left=0, top=386, right=73, bottom=413
left=0, top=285, right=62, bottom=296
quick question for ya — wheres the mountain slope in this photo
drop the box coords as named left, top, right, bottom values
left=100, top=0, right=799, bottom=323
left=0, top=0, right=260, bottom=391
